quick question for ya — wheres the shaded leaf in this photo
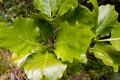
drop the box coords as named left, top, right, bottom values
left=89, top=0, right=98, bottom=30
left=0, top=17, right=40, bottom=65
left=23, top=52, right=67, bottom=80
left=91, top=43, right=120, bottom=72
left=96, top=4, right=118, bottom=35
left=35, top=19, right=53, bottom=42
left=54, top=21, right=94, bottom=63
left=61, top=5, right=94, bottom=28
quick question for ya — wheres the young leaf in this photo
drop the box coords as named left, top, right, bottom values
left=111, top=22, right=120, bottom=51
left=96, top=4, right=118, bottom=35
left=23, top=52, right=67, bottom=80
left=0, top=17, right=40, bottom=65
left=91, top=43, right=120, bottom=72
left=54, top=21, right=94, bottom=63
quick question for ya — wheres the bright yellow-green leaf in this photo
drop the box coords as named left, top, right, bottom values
left=23, top=52, right=67, bottom=80
left=54, top=21, right=94, bottom=63
left=111, top=22, right=120, bottom=51
left=57, top=0, right=78, bottom=16
left=0, top=17, right=40, bottom=65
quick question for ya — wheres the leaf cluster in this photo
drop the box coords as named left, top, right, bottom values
left=0, top=0, right=120, bottom=80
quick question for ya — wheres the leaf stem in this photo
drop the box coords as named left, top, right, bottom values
left=97, top=38, right=120, bottom=42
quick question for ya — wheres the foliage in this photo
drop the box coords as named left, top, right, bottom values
left=0, top=0, right=120, bottom=80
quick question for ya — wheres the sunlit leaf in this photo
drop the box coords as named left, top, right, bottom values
left=33, top=0, right=78, bottom=19
left=111, top=22, right=120, bottom=51
left=54, top=21, right=94, bottom=63
left=23, top=52, right=67, bottom=80
left=0, top=17, right=40, bottom=65
left=33, top=0, right=58, bottom=18
left=91, top=43, right=120, bottom=72
left=96, top=4, right=118, bottom=35
left=56, top=0, right=78, bottom=16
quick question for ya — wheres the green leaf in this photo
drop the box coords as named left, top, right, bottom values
left=23, top=52, right=67, bottom=80
left=111, top=22, right=120, bottom=51
left=33, top=0, right=58, bottom=18
left=56, top=0, right=78, bottom=17
left=33, top=0, right=78, bottom=19
left=35, top=19, right=53, bottom=42
left=89, top=0, right=98, bottom=29
left=91, top=43, right=120, bottom=72
left=0, top=17, right=40, bottom=65
left=61, top=5, right=94, bottom=28
left=96, top=4, right=118, bottom=35
left=54, top=21, right=94, bottom=63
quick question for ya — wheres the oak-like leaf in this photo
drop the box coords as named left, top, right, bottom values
left=54, top=21, right=94, bottom=63
left=0, top=17, right=40, bottom=65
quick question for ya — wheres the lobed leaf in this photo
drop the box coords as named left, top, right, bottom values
left=54, top=21, right=94, bottom=63
left=23, top=52, right=67, bottom=80
left=0, top=17, right=40, bottom=65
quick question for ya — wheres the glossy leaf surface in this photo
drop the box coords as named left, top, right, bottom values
left=91, top=43, right=120, bottom=72
left=55, top=21, right=94, bottom=63
left=33, top=0, right=77, bottom=19
left=23, top=52, right=67, bottom=80
left=96, top=4, right=118, bottom=35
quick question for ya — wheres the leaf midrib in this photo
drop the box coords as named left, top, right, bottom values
left=96, top=8, right=111, bottom=33
left=8, top=26, right=38, bottom=46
